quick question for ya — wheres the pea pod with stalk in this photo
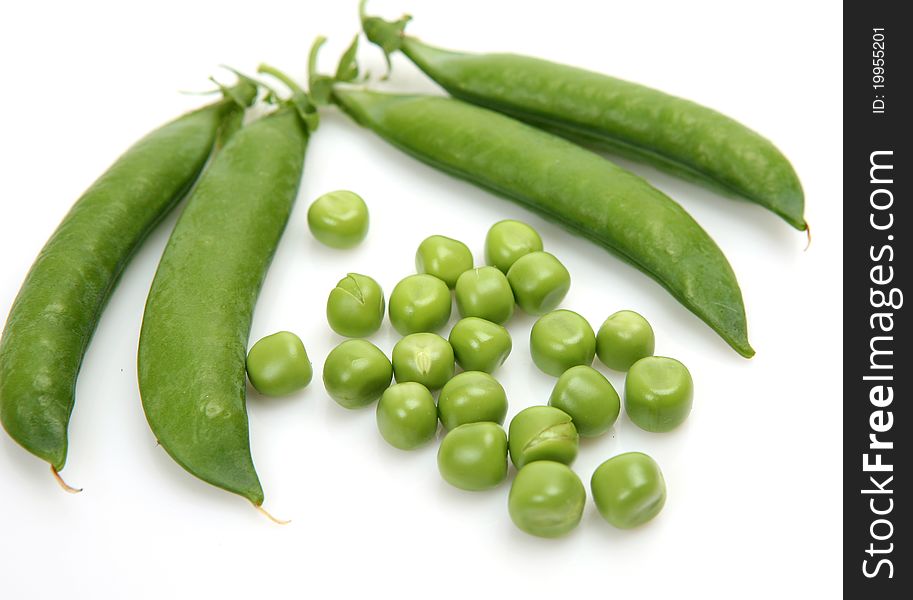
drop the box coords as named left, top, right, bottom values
left=312, top=38, right=753, bottom=357
left=360, top=1, right=806, bottom=231
left=138, top=67, right=316, bottom=514
left=0, top=77, right=257, bottom=489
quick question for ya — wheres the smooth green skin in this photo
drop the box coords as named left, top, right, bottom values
left=0, top=82, right=255, bottom=471
left=437, top=422, right=508, bottom=491
left=362, top=13, right=804, bottom=230
left=388, top=273, right=452, bottom=335
left=246, top=331, right=312, bottom=397
left=415, top=235, right=473, bottom=288
left=529, top=310, right=596, bottom=377
left=376, top=382, right=438, bottom=450
left=392, top=333, right=454, bottom=391
left=548, top=365, right=619, bottom=437
left=506, top=252, right=570, bottom=316
left=596, top=310, right=655, bottom=371
left=508, top=406, right=579, bottom=469
left=454, top=266, right=514, bottom=324
left=332, top=89, right=753, bottom=358
left=437, top=371, right=508, bottom=430
left=591, top=452, right=667, bottom=529
left=307, top=190, right=369, bottom=248
left=139, top=101, right=311, bottom=505
left=484, top=219, right=543, bottom=273
left=323, top=339, right=393, bottom=409
left=448, top=317, right=511, bottom=374
left=326, top=273, right=385, bottom=337
left=625, top=356, right=693, bottom=433
left=508, top=461, right=586, bottom=538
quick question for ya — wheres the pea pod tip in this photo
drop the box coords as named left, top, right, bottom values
left=254, top=503, right=291, bottom=525
left=51, top=466, right=83, bottom=494
left=735, top=342, right=756, bottom=359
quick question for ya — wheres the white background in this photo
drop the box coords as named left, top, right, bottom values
left=0, top=1, right=842, bottom=597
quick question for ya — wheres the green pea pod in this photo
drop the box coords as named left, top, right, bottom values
left=0, top=79, right=257, bottom=479
left=330, top=85, right=752, bottom=357
left=138, top=68, right=315, bottom=506
left=361, top=3, right=806, bottom=231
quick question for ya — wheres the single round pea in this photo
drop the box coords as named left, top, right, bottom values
left=596, top=310, right=655, bottom=371
left=376, top=382, right=438, bottom=450
left=506, top=251, right=570, bottom=315
left=415, top=235, right=473, bottom=288
left=307, top=190, right=369, bottom=248
left=323, top=339, right=393, bottom=409
left=448, top=317, right=512, bottom=374
left=529, top=310, right=596, bottom=376
left=437, top=422, right=508, bottom=491
left=326, top=273, right=385, bottom=337
left=508, top=406, right=579, bottom=469
left=245, top=331, right=312, bottom=397
left=438, top=371, right=508, bottom=430
left=591, top=452, right=666, bottom=529
left=548, top=365, right=620, bottom=437
left=508, top=461, right=586, bottom=538
left=388, top=274, right=452, bottom=335
left=625, top=356, right=693, bottom=432
left=485, top=219, right=543, bottom=273
left=454, top=266, right=514, bottom=324
left=392, top=333, right=455, bottom=391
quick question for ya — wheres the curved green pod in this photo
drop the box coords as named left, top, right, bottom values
left=332, top=88, right=753, bottom=357
left=0, top=80, right=256, bottom=474
left=362, top=7, right=806, bottom=230
left=138, top=80, right=315, bottom=505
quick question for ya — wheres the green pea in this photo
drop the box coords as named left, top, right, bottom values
left=484, top=219, right=543, bottom=273
left=625, top=356, right=693, bottom=432
left=376, top=382, right=438, bottom=450
left=548, top=365, right=619, bottom=437
left=307, top=190, right=369, bottom=249
left=326, top=273, right=385, bottom=338
left=437, top=422, right=508, bottom=491
left=245, top=331, right=313, bottom=397
left=596, top=310, right=655, bottom=371
left=454, top=266, right=514, bottom=324
left=448, top=317, right=512, bottom=374
left=508, top=406, right=578, bottom=469
left=506, top=251, right=570, bottom=315
left=323, top=339, right=393, bottom=409
left=388, top=273, right=452, bottom=335
left=508, top=461, right=586, bottom=538
left=591, top=452, right=666, bottom=529
left=438, top=371, right=508, bottom=430
left=415, top=235, right=473, bottom=288
left=529, top=310, right=596, bottom=376
left=392, top=333, right=455, bottom=391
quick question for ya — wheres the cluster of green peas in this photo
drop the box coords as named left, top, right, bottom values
left=245, top=190, right=694, bottom=537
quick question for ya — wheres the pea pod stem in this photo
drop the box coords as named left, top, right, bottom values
left=360, top=3, right=806, bottom=231
left=258, top=63, right=308, bottom=100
